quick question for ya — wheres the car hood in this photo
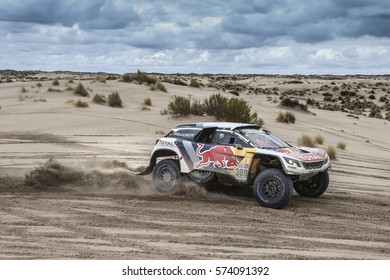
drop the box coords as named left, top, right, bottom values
left=275, top=147, right=326, bottom=162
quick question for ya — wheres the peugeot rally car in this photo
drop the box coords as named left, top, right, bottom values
left=140, top=122, right=331, bottom=209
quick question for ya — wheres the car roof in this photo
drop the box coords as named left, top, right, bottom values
left=175, top=122, right=261, bottom=131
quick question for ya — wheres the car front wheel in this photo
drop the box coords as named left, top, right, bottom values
left=152, top=159, right=181, bottom=193
left=253, top=169, right=293, bottom=209
left=294, top=171, right=329, bottom=197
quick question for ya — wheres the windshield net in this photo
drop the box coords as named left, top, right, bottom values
left=240, top=129, right=290, bottom=149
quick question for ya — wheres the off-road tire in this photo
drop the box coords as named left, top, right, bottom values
left=188, top=170, right=216, bottom=184
left=152, top=159, right=181, bottom=193
left=294, top=171, right=329, bottom=197
left=253, top=169, right=293, bottom=209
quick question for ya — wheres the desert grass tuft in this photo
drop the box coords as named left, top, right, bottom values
left=20, top=87, right=28, bottom=93
left=189, top=78, right=200, bottom=88
left=276, top=111, right=295, bottom=123
left=143, top=97, right=152, bottom=106
left=36, top=82, right=42, bottom=87
left=94, top=75, right=107, bottom=83
left=74, top=100, right=89, bottom=108
left=108, top=91, right=122, bottom=107
left=19, top=94, right=32, bottom=101
left=121, top=71, right=167, bottom=92
left=327, top=145, right=337, bottom=159
left=337, top=141, right=346, bottom=150
left=47, top=87, right=62, bottom=92
left=52, top=78, right=60, bottom=86
left=156, top=80, right=167, bottom=92
left=34, top=98, right=47, bottom=102
left=92, top=94, right=106, bottom=104
left=314, top=134, right=324, bottom=145
left=74, top=82, right=89, bottom=97
left=297, top=134, right=315, bottom=147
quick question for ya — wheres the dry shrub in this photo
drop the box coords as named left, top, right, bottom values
left=52, top=78, right=59, bottom=86
left=190, top=100, right=206, bottom=116
left=327, top=145, right=337, bottom=159
left=36, top=82, right=42, bottom=87
left=167, top=96, right=191, bottom=116
left=156, top=80, right=167, bottom=92
left=74, top=82, right=89, bottom=97
left=120, top=73, right=132, bottom=82
left=20, top=87, right=27, bottom=93
left=314, top=134, right=324, bottom=145
left=250, top=112, right=265, bottom=126
left=276, top=111, right=295, bottom=123
left=74, top=100, right=88, bottom=108
left=94, top=75, right=107, bottom=83
left=34, top=98, right=46, bottom=102
left=92, top=94, right=106, bottom=104
left=108, top=91, right=122, bottom=107
left=337, top=141, right=346, bottom=150
left=121, top=70, right=167, bottom=92
left=189, top=78, right=200, bottom=88
left=155, top=130, right=165, bottom=135
left=280, top=97, right=308, bottom=111
left=172, top=79, right=187, bottom=86
left=297, top=134, right=315, bottom=147
left=48, top=87, right=62, bottom=92
left=143, top=97, right=152, bottom=106
left=165, top=93, right=264, bottom=125
left=19, top=94, right=32, bottom=101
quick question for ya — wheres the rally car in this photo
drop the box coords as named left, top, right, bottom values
left=139, top=122, right=331, bottom=209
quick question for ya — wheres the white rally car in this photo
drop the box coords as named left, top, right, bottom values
left=140, top=122, right=331, bottom=209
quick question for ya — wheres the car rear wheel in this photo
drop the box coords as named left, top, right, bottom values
left=294, top=171, right=329, bottom=197
left=253, top=169, right=293, bottom=209
left=188, top=169, right=216, bottom=184
left=152, top=159, right=181, bottom=193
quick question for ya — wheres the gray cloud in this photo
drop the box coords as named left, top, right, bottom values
left=0, top=0, right=140, bottom=29
left=0, top=0, right=389, bottom=73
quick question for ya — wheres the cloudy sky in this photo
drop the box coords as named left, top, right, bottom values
left=1, top=0, right=389, bottom=74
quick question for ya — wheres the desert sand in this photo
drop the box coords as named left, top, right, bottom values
left=0, top=71, right=389, bottom=259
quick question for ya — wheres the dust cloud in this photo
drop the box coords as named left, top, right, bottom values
left=16, top=159, right=244, bottom=201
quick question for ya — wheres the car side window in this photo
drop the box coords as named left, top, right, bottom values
left=214, top=131, right=231, bottom=145
left=231, top=136, right=249, bottom=147
left=213, top=130, right=251, bottom=147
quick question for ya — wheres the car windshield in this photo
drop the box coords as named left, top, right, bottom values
left=239, top=129, right=290, bottom=149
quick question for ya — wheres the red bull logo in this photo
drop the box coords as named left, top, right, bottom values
left=194, top=143, right=238, bottom=169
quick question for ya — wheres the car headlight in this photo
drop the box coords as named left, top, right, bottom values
left=283, top=157, right=301, bottom=167
left=324, top=154, right=329, bottom=164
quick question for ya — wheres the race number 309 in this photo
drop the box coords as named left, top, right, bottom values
left=235, top=165, right=249, bottom=179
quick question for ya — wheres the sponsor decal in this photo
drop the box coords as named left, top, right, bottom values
left=276, top=148, right=301, bottom=154
left=294, top=154, right=324, bottom=161
left=158, top=140, right=176, bottom=147
left=276, top=148, right=325, bottom=162
left=194, top=143, right=238, bottom=169
left=172, top=132, right=196, bottom=138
